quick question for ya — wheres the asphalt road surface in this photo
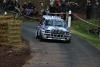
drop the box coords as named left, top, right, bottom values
left=22, top=22, right=100, bottom=67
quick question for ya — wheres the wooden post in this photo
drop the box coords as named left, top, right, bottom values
left=67, top=10, right=72, bottom=28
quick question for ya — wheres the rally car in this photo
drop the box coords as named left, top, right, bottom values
left=35, top=15, right=71, bottom=42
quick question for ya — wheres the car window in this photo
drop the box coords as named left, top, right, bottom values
left=45, top=20, right=53, bottom=26
left=44, top=19, right=67, bottom=28
left=54, top=20, right=64, bottom=27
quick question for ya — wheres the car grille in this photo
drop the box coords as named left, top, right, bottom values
left=51, top=30, right=65, bottom=34
left=50, top=30, right=65, bottom=38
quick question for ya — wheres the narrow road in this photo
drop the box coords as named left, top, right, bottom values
left=22, top=22, right=100, bottom=67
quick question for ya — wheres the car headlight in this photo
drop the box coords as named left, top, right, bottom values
left=66, top=32, right=70, bottom=35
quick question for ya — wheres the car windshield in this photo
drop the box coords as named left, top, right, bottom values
left=44, top=20, right=67, bottom=28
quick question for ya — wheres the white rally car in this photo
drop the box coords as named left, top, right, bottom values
left=35, top=15, right=71, bottom=42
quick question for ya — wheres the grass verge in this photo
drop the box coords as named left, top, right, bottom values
left=72, top=19, right=100, bottom=49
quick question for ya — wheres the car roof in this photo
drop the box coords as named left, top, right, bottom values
left=43, top=15, right=63, bottom=21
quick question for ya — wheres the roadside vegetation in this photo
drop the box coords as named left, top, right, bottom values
left=0, top=16, right=30, bottom=67
left=72, top=19, right=100, bottom=48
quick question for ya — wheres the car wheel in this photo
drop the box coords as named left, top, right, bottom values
left=35, top=30, right=39, bottom=39
left=67, top=39, right=71, bottom=43
left=65, top=38, right=71, bottom=43
left=39, top=31, right=42, bottom=39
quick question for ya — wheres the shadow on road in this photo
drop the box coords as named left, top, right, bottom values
left=37, top=39, right=71, bottom=44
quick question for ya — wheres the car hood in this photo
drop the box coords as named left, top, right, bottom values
left=45, top=26, right=68, bottom=31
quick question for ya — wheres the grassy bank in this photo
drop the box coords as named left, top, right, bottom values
left=71, top=19, right=100, bottom=48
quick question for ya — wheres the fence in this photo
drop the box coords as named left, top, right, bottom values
left=73, top=13, right=100, bottom=39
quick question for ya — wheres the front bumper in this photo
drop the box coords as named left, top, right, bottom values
left=42, top=33, right=71, bottom=41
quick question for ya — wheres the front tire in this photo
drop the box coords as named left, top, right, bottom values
left=65, top=38, right=71, bottom=43
left=39, top=32, right=44, bottom=41
left=35, top=30, right=39, bottom=39
left=67, top=39, right=71, bottom=43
